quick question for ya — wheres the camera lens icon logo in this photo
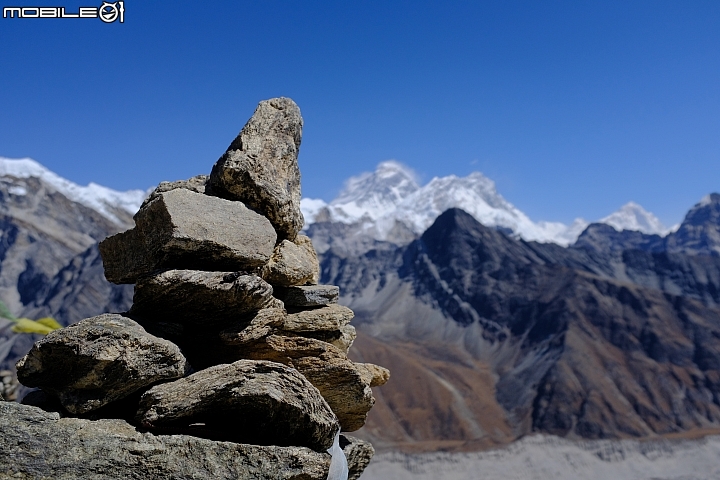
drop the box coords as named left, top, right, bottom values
left=99, top=1, right=124, bottom=23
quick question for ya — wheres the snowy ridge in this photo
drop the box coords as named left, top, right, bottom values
left=301, top=161, right=670, bottom=246
left=0, top=157, right=147, bottom=223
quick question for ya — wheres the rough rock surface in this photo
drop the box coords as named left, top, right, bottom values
left=262, top=235, right=320, bottom=286
left=0, top=402, right=331, bottom=480
left=219, top=335, right=374, bottom=431
left=340, top=434, right=375, bottom=480
left=138, top=174, right=209, bottom=210
left=16, top=314, right=190, bottom=414
left=131, top=270, right=277, bottom=325
left=302, top=324, right=357, bottom=354
left=136, top=359, right=339, bottom=451
left=274, top=285, right=339, bottom=307
left=219, top=308, right=287, bottom=345
left=100, top=189, right=276, bottom=283
left=209, top=97, right=304, bottom=240
left=284, top=304, right=354, bottom=332
left=355, top=362, right=391, bottom=387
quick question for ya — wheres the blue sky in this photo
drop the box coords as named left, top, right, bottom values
left=1, top=1, right=719, bottom=226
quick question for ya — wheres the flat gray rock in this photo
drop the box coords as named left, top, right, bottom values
left=262, top=235, right=320, bottom=286
left=209, top=97, right=304, bottom=240
left=0, top=402, right=330, bottom=480
left=138, top=174, right=209, bottom=210
left=131, top=270, right=278, bottom=325
left=100, top=189, right=276, bottom=284
left=340, top=434, right=375, bottom=480
left=284, top=304, right=354, bottom=332
left=16, top=314, right=190, bottom=414
left=274, top=285, right=339, bottom=307
left=136, top=359, right=339, bottom=452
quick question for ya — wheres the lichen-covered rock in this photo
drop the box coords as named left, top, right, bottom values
left=262, top=235, right=320, bottom=286
left=274, top=285, right=339, bottom=307
left=136, top=359, right=339, bottom=452
left=355, top=362, right=391, bottom=387
left=16, top=314, right=190, bottom=414
left=131, top=270, right=278, bottom=325
left=340, top=434, right=375, bottom=480
left=100, top=189, right=276, bottom=284
left=284, top=304, right=354, bottom=332
left=219, top=335, right=374, bottom=431
left=0, top=402, right=330, bottom=480
left=209, top=97, right=304, bottom=240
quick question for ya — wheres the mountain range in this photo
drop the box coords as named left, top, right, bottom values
left=1, top=156, right=720, bottom=454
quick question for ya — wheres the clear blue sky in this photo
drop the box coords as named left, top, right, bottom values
left=1, top=1, right=719, bottom=226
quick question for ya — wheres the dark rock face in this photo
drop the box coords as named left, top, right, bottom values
left=209, top=97, right=304, bottom=240
left=131, top=270, right=277, bottom=325
left=16, top=314, right=190, bottom=414
left=274, top=284, right=340, bottom=307
left=100, top=189, right=276, bottom=283
left=666, top=193, right=720, bottom=256
left=136, top=359, right=339, bottom=452
left=0, top=402, right=331, bottom=480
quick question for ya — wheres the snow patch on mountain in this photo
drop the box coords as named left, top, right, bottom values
left=301, top=161, right=672, bottom=247
left=600, top=201, right=668, bottom=235
left=0, top=157, right=147, bottom=224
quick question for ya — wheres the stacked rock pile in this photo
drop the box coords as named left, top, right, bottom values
left=13, top=97, right=388, bottom=480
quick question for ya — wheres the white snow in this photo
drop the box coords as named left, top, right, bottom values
left=600, top=201, right=669, bottom=235
left=0, top=157, right=147, bottom=223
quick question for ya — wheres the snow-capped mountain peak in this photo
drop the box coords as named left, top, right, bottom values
left=600, top=201, right=668, bottom=235
left=0, top=157, right=147, bottom=224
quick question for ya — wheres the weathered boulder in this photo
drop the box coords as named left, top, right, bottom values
left=131, top=270, right=279, bottom=325
left=100, top=189, right=276, bottom=284
left=284, top=304, right=354, bottom=332
left=355, top=362, right=391, bottom=387
left=16, top=314, right=190, bottom=414
left=219, top=334, right=374, bottom=431
left=0, top=402, right=330, bottom=480
left=262, top=235, right=320, bottom=286
left=209, top=97, right=304, bottom=240
left=138, top=174, right=209, bottom=210
left=274, top=285, right=339, bottom=307
left=136, top=359, right=339, bottom=452
left=340, top=434, right=375, bottom=480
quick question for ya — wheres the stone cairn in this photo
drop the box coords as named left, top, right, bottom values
left=14, top=97, right=388, bottom=480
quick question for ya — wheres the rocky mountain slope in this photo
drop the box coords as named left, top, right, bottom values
left=330, top=196, right=720, bottom=450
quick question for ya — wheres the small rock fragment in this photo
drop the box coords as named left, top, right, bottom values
left=138, top=174, right=209, bottom=210
left=340, top=434, right=375, bottom=480
left=16, top=314, right=190, bottom=414
left=274, top=285, right=339, bottom=307
left=136, top=359, right=339, bottom=452
left=354, top=363, right=391, bottom=387
left=262, top=235, right=320, bottom=287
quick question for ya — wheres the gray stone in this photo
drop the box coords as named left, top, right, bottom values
left=219, top=307, right=287, bottom=345
left=100, top=189, right=276, bottom=284
left=0, top=402, right=330, bottom=480
left=274, top=285, right=339, bottom=307
left=138, top=174, right=209, bottom=210
left=284, top=304, right=354, bottom=332
left=209, top=97, right=304, bottom=240
left=16, top=314, right=190, bottom=414
left=136, top=359, right=339, bottom=452
left=302, top=324, right=357, bottom=354
left=340, top=434, right=375, bottom=480
left=262, top=235, right=320, bottom=287
left=219, top=335, right=374, bottom=432
left=131, top=270, right=278, bottom=325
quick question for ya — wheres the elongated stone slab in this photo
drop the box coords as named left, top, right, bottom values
left=274, top=285, right=339, bottom=307
left=131, top=270, right=278, bottom=325
left=136, top=359, right=339, bottom=452
left=16, top=314, right=190, bottom=414
left=0, top=402, right=330, bottom=480
left=100, top=189, right=276, bottom=284
left=284, top=304, right=354, bottom=332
